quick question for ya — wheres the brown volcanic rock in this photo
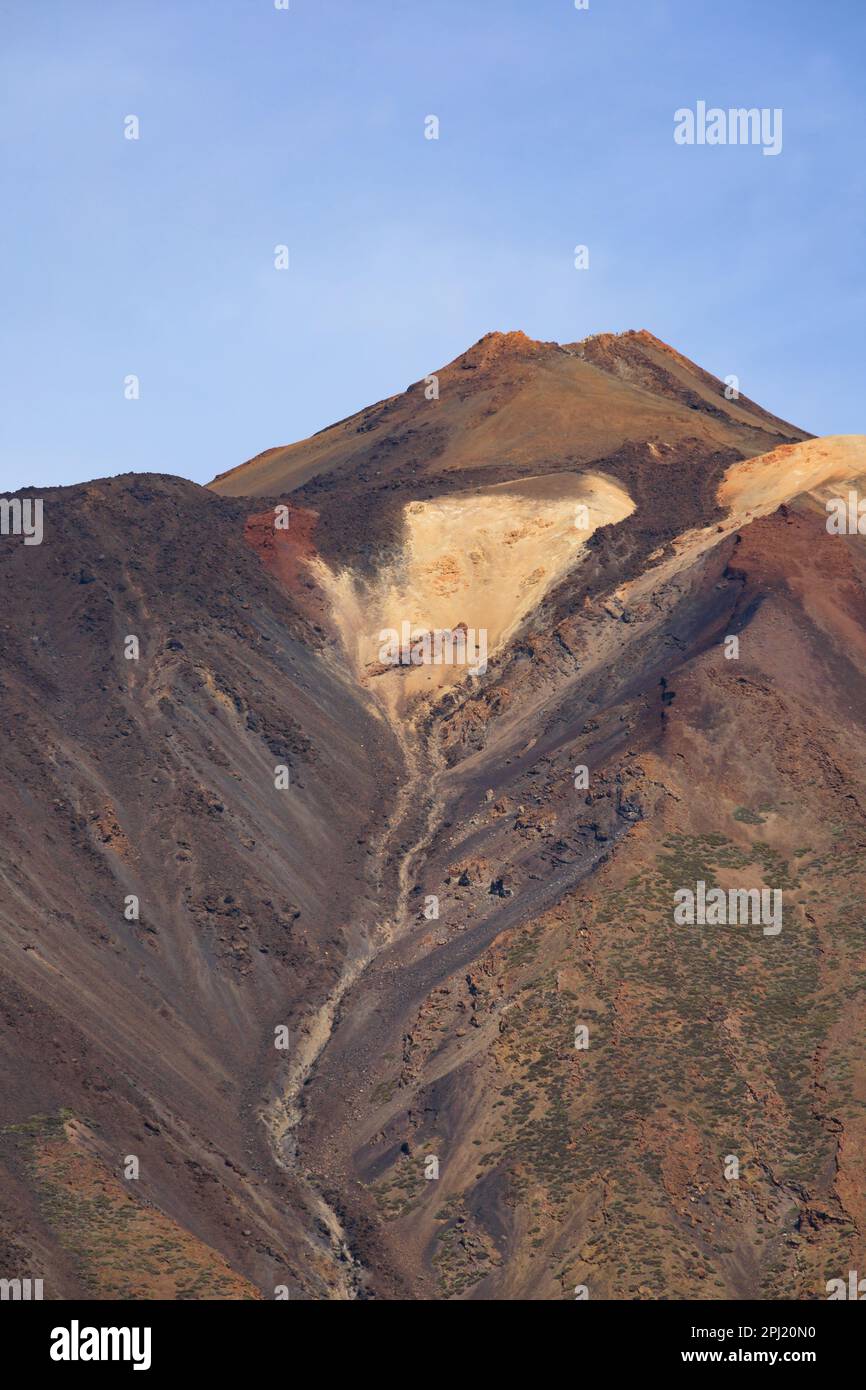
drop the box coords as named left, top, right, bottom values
left=294, top=494, right=866, bottom=1300
left=3, top=333, right=864, bottom=1304
left=0, top=473, right=401, bottom=1298
left=574, top=329, right=801, bottom=437
left=212, top=329, right=806, bottom=499
left=210, top=329, right=809, bottom=573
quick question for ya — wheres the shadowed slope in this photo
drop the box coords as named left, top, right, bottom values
left=0, top=474, right=401, bottom=1298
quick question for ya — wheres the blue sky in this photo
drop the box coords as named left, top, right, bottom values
left=1, top=0, right=863, bottom=492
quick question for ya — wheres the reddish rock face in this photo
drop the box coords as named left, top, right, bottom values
left=3, top=331, right=866, bottom=1302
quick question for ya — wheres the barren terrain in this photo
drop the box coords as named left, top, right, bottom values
left=3, top=331, right=865, bottom=1300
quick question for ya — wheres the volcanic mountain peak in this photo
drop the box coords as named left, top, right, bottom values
left=447, top=326, right=682, bottom=365
left=463, top=327, right=540, bottom=351
left=209, top=328, right=810, bottom=588
left=564, top=326, right=660, bottom=351
left=10, top=330, right=865, bottom=1304
left=446, top=328, right=557, bottom=368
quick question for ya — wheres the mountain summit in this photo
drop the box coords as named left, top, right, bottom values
left=211, top=326, right=807, bottom=496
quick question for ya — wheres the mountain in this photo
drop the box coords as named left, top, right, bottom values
left=211, top=328, right=808, bottom=576
left=2, top=330, right=865, bottom=1300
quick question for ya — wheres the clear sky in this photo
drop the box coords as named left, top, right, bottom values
left=1, top=0, right=863, bottom=493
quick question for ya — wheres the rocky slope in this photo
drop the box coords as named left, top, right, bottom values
left=2, top=331, right=864, bottom=1300
left=293, top=437, right=866, bottom=1299
left=0, top=476, right=402, bottom=1298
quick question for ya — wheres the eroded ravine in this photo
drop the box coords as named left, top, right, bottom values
left=269, top=469, right=635, bottom=1156
left=260, top=435, right=866, bottom=1297
left=260, top=678, right=453, bottom=1296
left=256, top=477, right=631, bottom=1292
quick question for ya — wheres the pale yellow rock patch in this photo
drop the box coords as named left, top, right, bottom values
left=314, top=470, right=634, bottom=713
